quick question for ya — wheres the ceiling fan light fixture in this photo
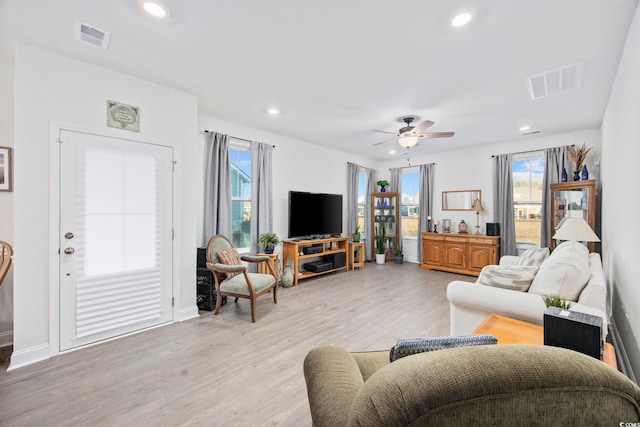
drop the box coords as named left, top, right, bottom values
left=398, top=135, right=419, bottom=148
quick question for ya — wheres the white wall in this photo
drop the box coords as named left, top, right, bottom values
left=197, top=114, right=380, bottom=251
left=0, top=57, right=15, bottom=348
left=10, top=44, right=199, bottom=369
left=601, top=2, right=640, bottom=378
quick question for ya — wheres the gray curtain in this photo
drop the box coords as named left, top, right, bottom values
left=365, top=169, right=377, bottom=261
left=346, top=163, right=359, bottom=239
left=493, top=154, right=517, bottom=256
left=541, top=146, right=570, bottom=247
left=203, top=131, right=231, bottom=244
left=417, top=163, right=434, bottom=261
left=250, top=142, right=273, bottom=255
left=389, top=167, right=402, bottom=244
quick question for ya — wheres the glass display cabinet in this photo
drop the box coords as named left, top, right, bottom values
left=371, top=192, right=399, bottom=262
left=550, top=179, right=596, bottom=252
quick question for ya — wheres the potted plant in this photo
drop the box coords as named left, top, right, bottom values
left=258, top=232, right=280, bottom=254
left=375, top=225, right=386, bottom=264
left=352, top=224, right=361, bottom=242
left=542, top=294, right=573, bottom=310
left=394, top=243, right=403, bottom=264
left=376, top=179, right=389, bottom=192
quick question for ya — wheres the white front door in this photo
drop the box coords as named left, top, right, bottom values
left=59, top=130, right=173, bottom=351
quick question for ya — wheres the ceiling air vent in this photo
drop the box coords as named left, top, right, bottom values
left=74, top=21, right=111, bottom=50
left=526, top=62, right=582, bottom=100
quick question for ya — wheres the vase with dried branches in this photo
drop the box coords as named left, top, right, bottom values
left=568, top=144, right=593, bottom=181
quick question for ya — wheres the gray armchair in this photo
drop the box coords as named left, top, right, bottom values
left=205, top=234, right=277, bottom=322
left=304, top=344, right=640, bottom=426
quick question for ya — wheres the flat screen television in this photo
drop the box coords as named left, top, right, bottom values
left=288, top=191, right=343, bottom=239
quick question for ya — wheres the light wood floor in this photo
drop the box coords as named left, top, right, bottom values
left=0, top=263, right=473, bottom=426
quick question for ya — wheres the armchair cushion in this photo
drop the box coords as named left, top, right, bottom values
left=389, top=334, right=497, bottom=362
left=477, top=265, right=538, bottom=292
left=220, top=272, right=276, bottom=295
left=216, top=247, right=243, bottom=278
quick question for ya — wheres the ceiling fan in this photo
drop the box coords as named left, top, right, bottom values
left=373, top=116, right=454, bottom=148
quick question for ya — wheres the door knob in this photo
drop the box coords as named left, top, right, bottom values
left=64, top=247, right=75, bottom=255
left=65, top=232, right=75, bottom=239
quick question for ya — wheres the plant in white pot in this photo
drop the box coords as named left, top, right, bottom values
left=258, top=232, right=279, bottom=254
left=375, top=225, right=386, bottom=264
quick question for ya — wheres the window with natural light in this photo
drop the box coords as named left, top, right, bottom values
left=401, top=169, right=420, bottom=238
left=512, top=152, right=545, bottom=248
left=229, top=146, right=252, bottom=250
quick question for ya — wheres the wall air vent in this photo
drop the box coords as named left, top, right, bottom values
left=74, top=21, right=111, bottom=50
left=526, top=62, right=582, bottom=100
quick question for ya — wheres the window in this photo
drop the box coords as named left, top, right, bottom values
left=357, top=170, right=366, bottom=237
left=512, top=152, right=544, bottom=248
left=401, top=169, right=419, bottom=238
left=229, top=146, right=251, bottom=250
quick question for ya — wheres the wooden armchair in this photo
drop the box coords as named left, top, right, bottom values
left=0, top=240, right=13, bottom=363
left=205, top=235, right=277, bottom=323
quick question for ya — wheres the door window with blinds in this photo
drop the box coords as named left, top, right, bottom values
left=59, top=130, right=173, bottom=351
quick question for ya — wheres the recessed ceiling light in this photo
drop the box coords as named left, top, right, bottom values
left=519, top=126, right=531, bottom=131
left=388, top=149, right=396, bottom=155
left=266, top=107, right=280, bottom=115
left=451, top=12, right=472, bottom=28
left=140, top=1, right=170, bottom=18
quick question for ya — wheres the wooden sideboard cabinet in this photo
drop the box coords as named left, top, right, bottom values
left=421, top=232, right=500, bottom=276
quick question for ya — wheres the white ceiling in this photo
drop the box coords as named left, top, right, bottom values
left=1, top=0, right=638, bottom=159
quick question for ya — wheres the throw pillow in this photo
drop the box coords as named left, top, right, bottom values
left=528, top=241, right=590, bottom=301
left=477, top=265, right=539, bottom=292
left=216, top=247, right=243, bottom=278
left=389, top=334, right=497, bottom=362
left=515, top=247, right=550, bottom=267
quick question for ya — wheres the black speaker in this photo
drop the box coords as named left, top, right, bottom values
left=322, top=252, right=346, bottom=269
left=544, top=307, right=602, bottom=359
left=197, top=247, right=207, bottom=268
left=486, top=222, right=500, bottom=236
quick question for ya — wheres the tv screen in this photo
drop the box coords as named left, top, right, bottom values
left=288, top=191, right=343, bottom=238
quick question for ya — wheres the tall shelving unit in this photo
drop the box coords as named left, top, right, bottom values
left=550, top=179, right=596, bottom=252
left=370, top=191, right=399, bottom=262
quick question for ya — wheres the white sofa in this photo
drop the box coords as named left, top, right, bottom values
left=447, top=241, right=608, bottom=337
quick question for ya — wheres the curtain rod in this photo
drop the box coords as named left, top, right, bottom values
left=491, top=144, right=574, bottom=158
left=388, top=162, right=436, bottom=170
left=202, top=130, right=275, bottom=148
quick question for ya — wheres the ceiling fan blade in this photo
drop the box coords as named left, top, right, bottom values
left=372, top=129, right=399, bottom=135
left=372, top=137, right=398, bottom=146
left=419, top=131, right=455, bottom=139
left=411, top=120, right=435, bottom=133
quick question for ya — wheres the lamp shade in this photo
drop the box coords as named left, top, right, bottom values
left=472, top=199, right=484, bottom=212
left=398, top=135, right=419, bottom=148
left=554, top=217, right=600, bottom=242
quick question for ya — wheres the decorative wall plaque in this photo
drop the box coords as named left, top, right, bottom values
left=107, top=100, right=140, bottom=132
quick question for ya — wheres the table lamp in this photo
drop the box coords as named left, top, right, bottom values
left=472, top=199, right=484, bottom=235
left=553, top=217, right=600, bottom=247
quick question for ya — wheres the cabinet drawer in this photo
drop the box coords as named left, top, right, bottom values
left=470, top=237, right=495, bottom=245
left=444, top=236, right=467, bottom=243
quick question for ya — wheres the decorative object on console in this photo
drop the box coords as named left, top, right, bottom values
left=581, top=164, right=589, bottom=180
left=433, top=220, right=438, bottom=233
left=561, top=167, right=568, bottom=182
left=568, top=143, right=593, bottom=181
left=376, top=180, right=388, bottom=192
left=472, top=199, right=485, bottom=234
left=486, top=222, right=500, bottom=237
left=352, top=224, right=361, bottom=242
left=442, top=219, right=451, bottom=233
left=258, top=232, right=280, bottom=254
left=458, top=219, right=468, bottom=234
left=553, top=217, right=600, bottom=249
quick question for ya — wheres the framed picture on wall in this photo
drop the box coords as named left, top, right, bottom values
left=0, top=146, right=13, bottom=192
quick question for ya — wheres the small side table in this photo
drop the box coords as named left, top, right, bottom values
left=349, top=242, right=365, bottom=270
left=257, top=252, right=280, bottom=283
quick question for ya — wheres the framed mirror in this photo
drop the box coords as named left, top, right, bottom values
left=442, top=190, right=481, bottom=211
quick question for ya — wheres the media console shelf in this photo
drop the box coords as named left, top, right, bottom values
left=282, top=237, right=349, bottom=286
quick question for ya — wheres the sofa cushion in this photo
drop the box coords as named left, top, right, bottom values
left=528, top=241, right=590, bottom=301
left=515, top=247, right=550, bottom=267
left=389, top=335, right=497, bottom=362
left=477, top=265, right=539, bottom=292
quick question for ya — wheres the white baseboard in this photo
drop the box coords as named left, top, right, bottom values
left=178, top=304, right=199, bottom=322
left=7, top=343, right=50, bottom=371
left=0, top=330, right=13, bottom=348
